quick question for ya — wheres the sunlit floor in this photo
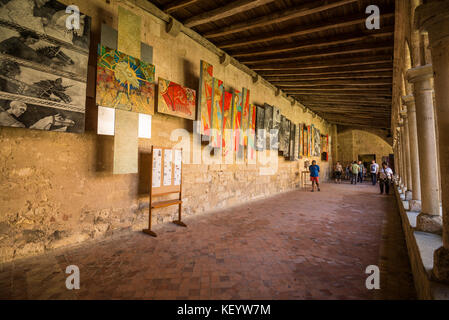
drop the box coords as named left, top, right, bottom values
left=0, top=182, right=416, bottom=299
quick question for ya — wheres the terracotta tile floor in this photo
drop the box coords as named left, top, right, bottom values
left=0, top=182, right=416, bottom=300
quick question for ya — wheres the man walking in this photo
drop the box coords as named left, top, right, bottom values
left=370, top=160, right=379, bottom=185
left=357, top=161, right=365, bottom=183
left=309, top=160, right=320, bottom=192
left=379, top=162, right=393, bottom=195
left=351, top=161, right=360, bottom=185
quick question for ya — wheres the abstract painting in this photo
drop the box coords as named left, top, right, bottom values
left=247, top=104, right=256, bottom=162
left=255, top=105, right=265, bottom=151
left=294, top=124, right=300, bottom=161
left=241, top=88, right=250, bottom=146
left=96, top=45, right=155, bottom=114
left=313, top=126, right=321, bottom=157
left=307, top=125, right=312, bottom=156
left=157, top=77, right=196, bottom=120
left=232, top=90, right=243, bottom=156
left=197, top=60, right=213, bottom=136
left=272, top=106, right=281, bottom=151
left=289, top=123, right=296, bottom=161
left=263, top=103, right=273, bottom=150
left=222, top=90, right=233, bottom=157
left=211, top=78, right=224, bottom=149
left=0, top=0, right=91, bottom=133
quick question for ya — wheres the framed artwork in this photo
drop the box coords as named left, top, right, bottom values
left=96, top=45, right=156, bottom=115
left=222, top=90, right=233, bottom=157
left=0, top=0, right=91, bottom=133
left=289, top=123, right=296, bottom=161
left=314, top=126, right=321, bottom=157
left=284, top=119, right=291, bottom=158
left=272, top=106, right=281, bottom=151
left=231, top=90, right=243, bottom=155
left=294, top=124, right=300, bottom=160
left=263, top=103, right=273, bottom=150
left=241, top=88, right=250, bottom=146
left=157, top=77, right=196, bottom=120
left=255, top=105, right=265, bottom=151
left=247, top=104, right=256, bottom=161
left=211, top=78, right=224, bottom=149
left=197, top=60, right=213, bottom=135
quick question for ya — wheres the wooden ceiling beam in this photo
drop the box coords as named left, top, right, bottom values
left=298, top=97, right=392, bottom=103
left=273, top=79, right=392, bottom=86
left=264, top=73, right=393, bottom=81
left=251, top=55, right=393, bottom=71
left=327, top=121, right=390, bottom=129
left=290, top=92, right=392, bottom=96
left=303, top=101, right=391, bottom=107
left=283, top=87, right=391, bottom=92
left=218, top=11, right=395, bottom=49
left=163, top=0, right=200, bottom=13
left=183, top=0, right=276, bottom=28
left=204, top=0, right=359, bottom=38
left=241, top=43, right=393, bottom=65
left=258, top=65, right=393, bottom=76
left=230, top=28, right=394, bottom=58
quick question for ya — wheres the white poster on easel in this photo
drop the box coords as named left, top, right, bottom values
left=152, top=148, right=162, bottom=188
left=163, top=149, right=173, bottom=186
left=174, top=149, right=182, bottom=186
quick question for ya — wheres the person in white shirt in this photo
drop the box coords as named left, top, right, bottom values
left=370, top=160, right=379, bottom=185
left=378, top=162, right=393, bottom=195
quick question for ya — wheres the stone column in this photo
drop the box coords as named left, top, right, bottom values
left=415, top=1, right=449, bottom=283
left=407, top=65, right=442, bottom=233
left=400, top=110, right=413, bottom=200
left=398, top=121, right=408, bottom=192
left=402, top=95, right=422, bottom=211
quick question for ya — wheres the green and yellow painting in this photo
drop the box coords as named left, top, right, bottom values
left=96, top=45, right=156, bottom=115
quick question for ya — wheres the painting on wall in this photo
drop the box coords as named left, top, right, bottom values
left=157, top=77, right=196, bottom=120
left=96, top=45, right=156, bottom=115
left=272, top=106, right=281, bottom=151
left=263, top=103, right=273, bottom=150
left=294, top=124, right=300, bottom=160
left=197, top=60, right=213, bottom=136
left=321, top=134, right=329, bottom=161
left=232, top=90, right=243, bottom=156
left=303, top=125, right=309, bottom=157
left=298, top=123, right=303, bottom=158
left=255, top=105, right=265, bottom=151
left=313, top=126, right=321, bottom=157
left=211, top=78, right=224, bottom=149
left=222, top=90, right=233, bottom=157
left=284, top=119, right=291, bottom=158
left=289, top=123, right=296, bottom=161
left=241, top=88, right=250, bottom=146
left=0, top=0, right=91, bottom=133
left=248, top=104, right=256, bottom=161
left=279, top=115, right=290, bottom=154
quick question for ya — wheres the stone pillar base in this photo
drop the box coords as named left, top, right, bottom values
left=416, top=213, right=443, bottom=234
left=405, top=190, right=413, bottom=201
left=409, top=200, right=422, bottom=212
left=433, top=247, right=449, bottom=284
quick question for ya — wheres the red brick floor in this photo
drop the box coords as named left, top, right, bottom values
left=0, top=182, right=416, bottom=300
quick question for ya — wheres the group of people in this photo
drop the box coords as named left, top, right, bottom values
left=332, top=160, right=394, bottom=195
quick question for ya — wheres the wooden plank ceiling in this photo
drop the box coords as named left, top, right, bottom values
left=150, top=0, right=395, bottom=129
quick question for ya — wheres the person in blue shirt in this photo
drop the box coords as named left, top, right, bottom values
left=309, top=160, right=320, bottom=192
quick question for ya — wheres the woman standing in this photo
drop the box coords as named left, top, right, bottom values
left=334, top=161, right=343, bottom=184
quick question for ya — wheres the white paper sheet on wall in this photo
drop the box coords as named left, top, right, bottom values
left=174, top=149, right=182, bottom=186
left=163, top=149, right=172, bottom=186
left=138, top=114, right=152, bottom=139
left=152, top=148, right=162, bottom=188
left=97, top=106, right=115, bottom=135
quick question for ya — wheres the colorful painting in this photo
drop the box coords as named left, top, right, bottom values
left=211, top=78, right=224, bottom=149
left=263, top=104, right=273, bottom=150
left=241, top=88, right=250, bottom=146
left=96, top=45, right=155, bottom=115
left=157, top=77, right=196, bottom=120
left=0, top=0, right=91, bottom=133
left=222, top=91, right=233, bottom=157
left=247, top=104, right=256, bottom=162
left=197, top=60, right=213, bottom=135
left=255, top=105, right=265, bottom=151
left=232, top=90, right=243, bottom=156
left=307, top=125, right=312, bottom=156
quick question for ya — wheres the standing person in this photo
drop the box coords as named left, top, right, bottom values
left=334, top=161, right=343, bottom=184
left=357, top=161, right=365, bottom=183
left=378, top=162, right=393, bottom=195
left=309, top=160, right=320, bottom=192
left=351, top=161, right=360, bottom=185
left=370, top=160, right=379, bottom=185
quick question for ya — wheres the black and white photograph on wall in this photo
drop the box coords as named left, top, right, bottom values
left=263, top=103, right=273, bottom=150
left=0, top=0, right=91, bottom=133
left=284, top=118, right=291, bottom=158
left=289, top=123, right=296, bottom=161
left=314, top=126, right=321, bottom=157
left=272, top=106, right=280, bottom=151
left=255, top=105, right=265, bottom=151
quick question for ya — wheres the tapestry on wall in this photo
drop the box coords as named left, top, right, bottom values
left=0, top=0, right=91, bottom=133
left=297, top=123, right=302, bottom=158
left=279, top=115, right=290, bottom=154
left=197, top=60, right=213, bottom=136
left=211, top=78, right=224, bottom=149
left=222, top=90, right=233, bottom=157
left=294, top=123, right=300, bottom=161
left=247, top=104, right=256, bottom=161
left=255, top=105, right=265, bottom=151
left=241, top=88, right=250, bottom=147
left=313, top=126, right=321, bottom=157
left=263, top=103, right=273, bottom=150
left=232, top=90, right=243, bottom=157
left=272, top=106, right=281, bottom=151
left=157, top=77, right=196, bottom=120
left=289, top=123, right=296, bottom=161
left=96, top=45, right=155, bottom=114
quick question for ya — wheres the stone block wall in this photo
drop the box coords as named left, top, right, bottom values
left=0, top=0, right=334, bottom=262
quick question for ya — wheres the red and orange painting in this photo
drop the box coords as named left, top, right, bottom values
left=241, top=88, right=250, bottom=146
left=222, top=91, right=233, bottom=157
left=247, top=104, right=256, bottom=162
left=232, top=90, right=243, bottom=154
left=157, top=77, right=196, bottom=120
left=197, top=60, right=213, bottom=135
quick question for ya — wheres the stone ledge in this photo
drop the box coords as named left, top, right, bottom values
left=394, top=184, right=449, bottom=299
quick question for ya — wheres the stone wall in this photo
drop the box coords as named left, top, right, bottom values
left=336, top=128, right=393, bottom=166
left=0, top=0, right=334, bottom=263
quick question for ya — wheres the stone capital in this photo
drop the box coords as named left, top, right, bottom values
left=401, top=95, right=415, bottom=109
left=415, top=1, right=449, bottom=48
left=406, top=64, right=434, bottom=84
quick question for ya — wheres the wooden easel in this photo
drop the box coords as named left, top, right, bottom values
left=142, top=146, right=186, bottom=237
